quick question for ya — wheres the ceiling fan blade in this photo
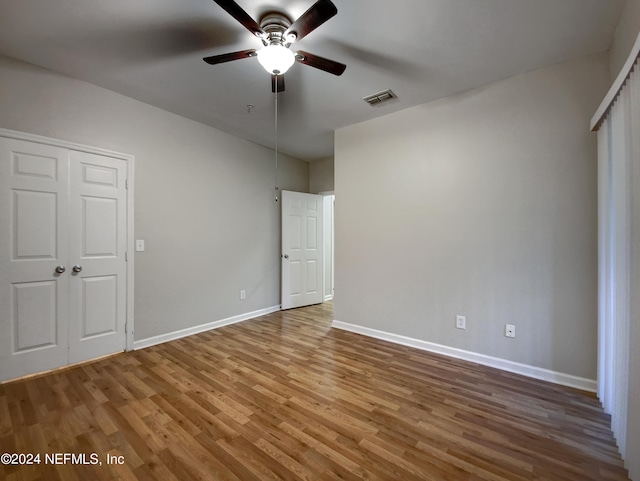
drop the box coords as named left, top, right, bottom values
left=295, top=50, right=346, bottom=76
left=212, top=0, right=264, bottom=37
left=203, top=49, right=256, bottom=65
left=271, top=75, right=285, bottom=93
left=284, top=0, right=337, bottom=42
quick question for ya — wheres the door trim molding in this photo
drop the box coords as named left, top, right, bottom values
left=0, top=128, right=135, bottom=351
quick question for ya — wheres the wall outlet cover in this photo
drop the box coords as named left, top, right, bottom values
left=505, top=324, right=516, bottom=338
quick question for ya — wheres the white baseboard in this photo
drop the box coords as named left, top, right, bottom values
left=331, top=320, right=597, bottom=392
left=324, top=294, right=334, bottom=302
left=133, top=305, right=281, bottom=350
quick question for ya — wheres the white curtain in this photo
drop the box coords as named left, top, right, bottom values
left=596, top=56, right=640, bottom=467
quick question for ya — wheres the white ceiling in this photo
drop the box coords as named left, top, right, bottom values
left=0, top=0, right=626, bottom=161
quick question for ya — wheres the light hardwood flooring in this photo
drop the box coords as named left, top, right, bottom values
left=0, top=302, right=630, bottom=480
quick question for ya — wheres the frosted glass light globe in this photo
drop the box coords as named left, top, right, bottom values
left=257, top=45, right=295, bottom=75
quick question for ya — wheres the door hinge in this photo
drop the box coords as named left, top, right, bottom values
left=125, top=252, right=128, bottom=261
left=125, top=179, right=129, bottom=189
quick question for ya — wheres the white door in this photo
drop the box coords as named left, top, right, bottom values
left=281, top=190, right=323, bottom=310
left=0, top=139, right=71, bottom=379
left=68, top=151, right=127, bottom=363
left=0, top=137, right=128, bottom=381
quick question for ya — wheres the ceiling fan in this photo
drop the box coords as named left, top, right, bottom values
left=203, top=0, right=346, bottom=92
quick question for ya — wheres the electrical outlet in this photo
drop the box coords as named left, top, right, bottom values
left=505, top=324, right=515, bottom=338
left=240, top=290, right=246, bottom=300
left=456, top=315, right=466, bottom=330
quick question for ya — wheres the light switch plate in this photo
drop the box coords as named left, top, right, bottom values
left=136, top=240, right=145, bottom=252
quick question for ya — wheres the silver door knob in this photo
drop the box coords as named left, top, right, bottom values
left=283, top=254, right=289, bottom=259
left=55, top=266, right=66, bottom=274
left=72, top=265, right=83, bottom=273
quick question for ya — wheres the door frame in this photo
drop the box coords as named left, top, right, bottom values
left=319, top=191, right=335, bottom=302
left=0, top=128, right=135, bottom=351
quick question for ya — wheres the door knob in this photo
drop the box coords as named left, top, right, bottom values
left=55, top=266, right=66, bottom=274
left=72, top=265, right=83, bottom=273
left=283, top=254, right=289, bottom=259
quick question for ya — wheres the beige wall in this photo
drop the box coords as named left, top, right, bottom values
left=335, top=53, right=609, bottom=380
left=0, top=54, right=309, bottom=341
left=309, top=156, right=335, bottom=194
left=611, top=0, right=640, bottom=79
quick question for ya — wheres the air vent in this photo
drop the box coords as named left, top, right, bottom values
left=363, top=89, right=397, bottom=106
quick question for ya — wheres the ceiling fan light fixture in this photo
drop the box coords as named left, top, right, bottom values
left=257, top=44, right=295, bottom=75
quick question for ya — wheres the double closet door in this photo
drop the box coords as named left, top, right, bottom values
left=0, top=135, right=129, bottom=382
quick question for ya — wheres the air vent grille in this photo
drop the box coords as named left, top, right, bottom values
left=363, top=89, right=397, bottom=106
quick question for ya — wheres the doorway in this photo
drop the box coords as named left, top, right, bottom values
left=322, top=193, right=335, bottom=302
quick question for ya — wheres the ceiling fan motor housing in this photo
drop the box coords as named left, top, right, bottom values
left=259, top=12, right=295, bottom=47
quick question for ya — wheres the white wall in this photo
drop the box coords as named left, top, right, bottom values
left=611, top=0, right=640, bottom=80
left=335, top=53, right=609, bottom=381
left=0, top=54, right=308, bottom=342
left=309, top=156, right=335, bottom=194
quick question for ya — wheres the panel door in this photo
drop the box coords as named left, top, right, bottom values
left=68, top=151, right=127, bottom=363
left=281, top=190, right=323, bottom=310
left=0, top=138, right=70, bottom=380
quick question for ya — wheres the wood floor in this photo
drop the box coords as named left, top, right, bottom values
left=0, top=302, right=630, bottom=481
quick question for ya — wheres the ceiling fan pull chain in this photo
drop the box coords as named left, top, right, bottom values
left=275, top=88, right=279, bottom=203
